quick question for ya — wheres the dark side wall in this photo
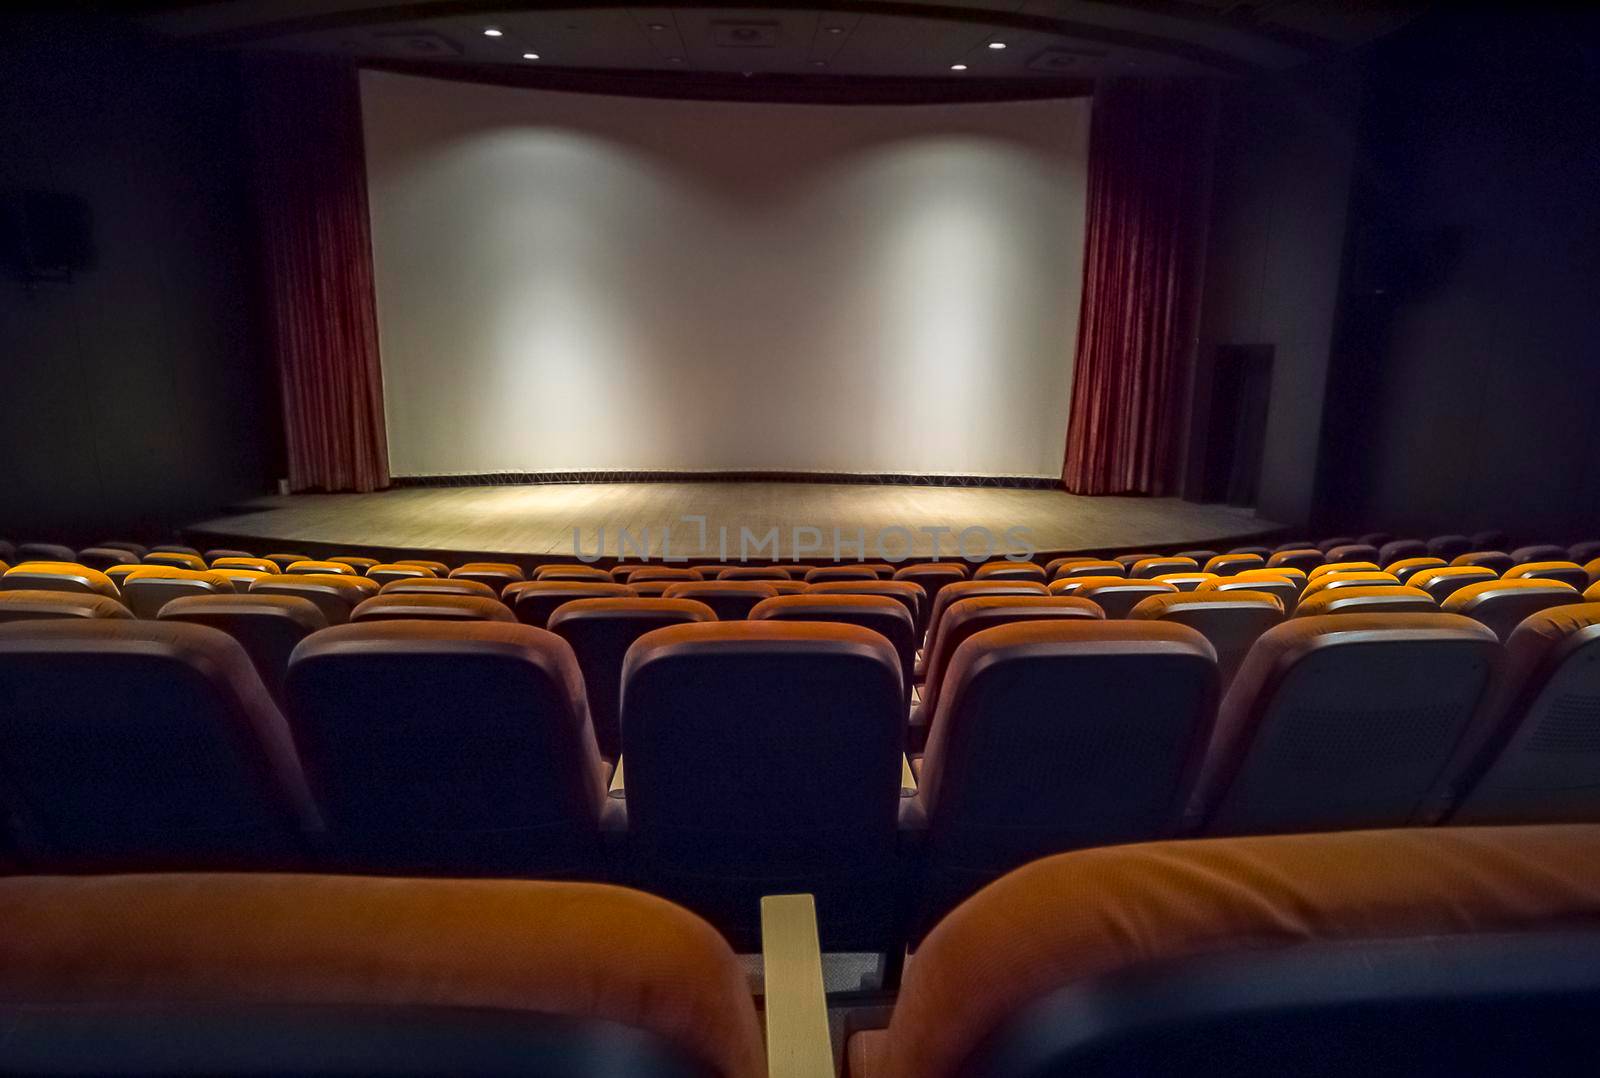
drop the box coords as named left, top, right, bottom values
left=0, top=14, right=279, bottom=547
left=1185, top=65, right=1360, bottom=529
left=1314, top=11, right=1600, bottom=541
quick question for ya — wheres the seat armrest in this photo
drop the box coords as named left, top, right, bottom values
left=900, top=754, right=916, bottom=797
left=760, top=894, right=835, bottom=1078
left=608, top=756, right=625, bottom=798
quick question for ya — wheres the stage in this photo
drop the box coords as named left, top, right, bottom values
left=186, top=482, right=1281, bottom=564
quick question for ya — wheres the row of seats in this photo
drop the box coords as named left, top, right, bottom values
left=2, top=595, right=1598, bottom=951
left=3, top=825, right=1598, bottom=1077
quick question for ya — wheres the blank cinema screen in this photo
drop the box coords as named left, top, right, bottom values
left=362, top=70, right=1089, bottom=478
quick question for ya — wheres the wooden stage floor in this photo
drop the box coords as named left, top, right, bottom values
left=188, top=482, right=1281, bottom=563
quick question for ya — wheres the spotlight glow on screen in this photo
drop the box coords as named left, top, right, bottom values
left=361, top=70, right=1089, bottom=477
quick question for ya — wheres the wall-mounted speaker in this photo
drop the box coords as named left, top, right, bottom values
left=1, top=190, right=94, bottom=282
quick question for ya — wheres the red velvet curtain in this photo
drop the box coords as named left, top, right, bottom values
left=247, top=57, right=389, bottom=493
left=1062, top=80, right=1214, bottom=495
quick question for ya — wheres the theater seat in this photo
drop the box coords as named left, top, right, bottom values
left=911, top=595, right=1103, bottom=749
left=1306, top=560, right=1380, bottom=580
left=1442, top=578, right=1581, bottom=640
left=212, top=556, right=280, bottom=574
left=846, top=825, right=1600, bottom=1078
left=449, top=562, right=526, bottom=592
left=1112, top=552, right=1159, bottom=569
left=804, top=565, right=880, bottom=583
left=285, top=621, right=609, bottom=878
left=1506, top=560, right=1591, bottom=590
left=1154, top=571, right=1218, bottom=592
left=1293, top=585, right=1438, bottom=617
left=619, top=621, right=905, bottom=953
left=808, top=579, right=926, bottom=635
left=149, top=544, right=201, bottom=557
left=1265, top=549, right=1323, bottom=572
left=0, top=590, right=133, bottom=623
left=366, top=562, right=437, bottom=586
left=349, top=593, right=515, bottom=623
left=0, top=620, right=317, bottom=870
left=624, top=566, right=704, bottom=584
left=1324, top=543, right=1381, bottom=564
left=1387, top=556, right=1448, bottom=583
left=718, top=566, right=790, bottom=581
left=1411, top=565, right=1499, bottom=604
left=1051, top=559, right=1125, bottom=580
left=264, top=552, right=312, bottom=571
left=765, top=579, right=808, bottom=595
left=16, top=542, right=77, bottom=563
left=95, top=540, right=147, bottom=559
left=927, top=580, right=1051, bottom=667
left=1199, top=574, right=1299, bottom=611
left=0, top=561, right=120, bottom=600
left=158, top=594, right=327, bottom=706
left=1427, top=534, right=1473, bottom=560
left=1453, top=550, right=1516, bottom=576
left=1047, top=574, right=1123, bottom=597
left=1449, top=604, right=1600, bottom=825
left=211, top=567, right=269, bottom=592
left=1130, top=590, right=1285, bottom=688
left=204, top=548, right=257, bottom=563
left=547, top=597, right=717, bottom=760
left=381, top=576, right=497, bottom=599
left=144, top=550, right=209, bottom=572
left=1204, top=553, right=1264, bottom=576
left=1298, top=570, right=1401, bottom=600
left=0, top=873, right=764, bottom=1078
left=907, top=620, right=1217, bottom=941
left=892, top=562, right=968, bottom=607
left=661, top=581, right=778, bottom=620
left=630, top=580, right=676, bottom=597
left=250, top=573, right=378, bottom=625
left=1378, top=538, right=1430, bottom=565
left=973, top=561, right=1047, bottom=582
left=1568, top=540, right=1600, bottom=565
left=534, top=564, right=614, bottom=582
left=285, top=559, right=355, bottom=576
left=120, top=566, right=236, bottom=619
left=75, top=546, right=139, bottom=571
left=1071, top=578, right=1177, bottom=618
left=396, top=559, right=450, bottom=575
left=1234, top=566, right=1308, bottom=591
left=1471, top=529, right=1509, bottom=550
left=1512, top=544, right=1569, bottom=565
left=751, top=593, right=918, bottom=707
left=1129, top=556, right=1198, bottom=579
left=503, top=581, right=638, bottom=628
left=1186, top=614, right=1499, bottom=837
left=328, top=555, right=379, bottom=573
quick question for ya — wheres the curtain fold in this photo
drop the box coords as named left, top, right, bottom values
left=247, top=57, right=389, bottom=493
left=1062, top=80, right=1214, bottom=496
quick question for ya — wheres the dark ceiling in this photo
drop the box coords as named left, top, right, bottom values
left=136, top=0, right=1421, bottom=84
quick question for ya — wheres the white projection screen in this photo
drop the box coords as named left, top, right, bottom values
left=361, top=70, right=1089, bottom=478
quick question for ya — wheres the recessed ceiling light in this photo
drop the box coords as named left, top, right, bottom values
left=988, top=42, right=1007, bottom=49
left=826, top=26, right=843, bottom=34
left=482, top=27, right=503, bottom=37
left=647, top=22, right=668, bottom=31
left=668, top=56, right=683, bottom=63
left=812, top=60, right=827, bottom=67
left=950, top=63, right=967, bottom=71
left=522, top=52, right=540, bottom=60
